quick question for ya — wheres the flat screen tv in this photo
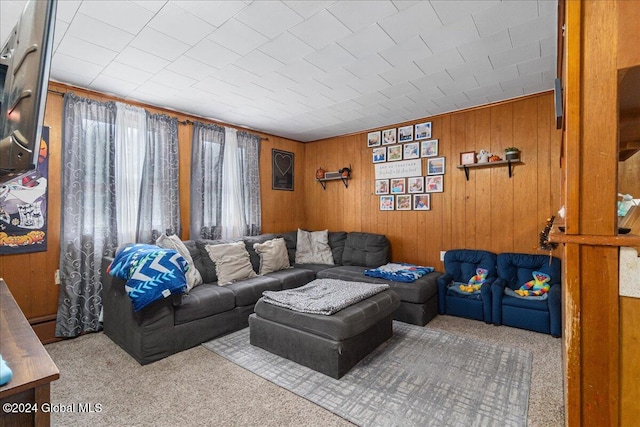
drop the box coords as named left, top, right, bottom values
left=0, top=0, right=57, bottom=184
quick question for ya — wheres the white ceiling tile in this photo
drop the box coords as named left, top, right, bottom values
left=286, top=1, right=336, bottom=19
left=438, top=75, right=479, bottom=95
left=487, top=86, right=527, bottom=103
left=407, top=86, right=445, bottom=102
left=289, top=10, right=352, bottom=50
left=315, top=68, right=361, bottom=90
left=432, top=91, right=469, bottom=108
left=380, top=95, right=416, bottom=111
left=207, top=19, right=268, bottom=56
left=0, top=1, right=25, bottom=43
left=379, top=62, right=424, bottom=85
left=320, top=85, right=362, bottom=103
left=304, top=43, right=356, bottom=72
left=463, top=83, right=502, bottom=99
left=185, top=39, right=240, bottom=69
left=56, top=36, right=118, bottom=67
left=129, top=27, right=190, bottom=61
left=51, top=52, right=104, bottom=80
left=236, top=1, right=304, bottom=39
left=193, top=76, right=239, bottom=96
left=500, top=72, right=542, bottom=92
left=447, top=56, right=493, bottom=81
left=540, top=36, right=556, bottom=57
left=420, top=15, right=480, bottom=54
left=173, top=1, right=248, bottom=27
left=352, top=91, right=391, bottom=107
left=131, top=1, right=167, bottom=14
left=52, top=21, right=68, bottom=50
left=457, top=30, right=512, bottom=62
left=345, top=54, right=393, bottom=79
left=102, top=61, right=153, bottom=85
left=234, top=50, right=284, bottom=76
left=347, top=75, right=391, bottom=95
left=489, top=40, right=540, bottom=69
left=166, top=56, right=216, bottom=81
left=414, top=49, right=465, bottom=75
left=211, top=65, right=259, bottom=87
left=55, top=0, right=82, bottom=23
left=475, top=64, right=519, bottom=86
left=337, top=24, right=396, bottom=60
left=231, top=83, right=276, bottom=100
left=66, top=13, right=134, bottom=51
left=379, top=36, right=432, bottom=67
left=328, top=0, right=397, bottom=32
left=275, top=59, right=325, bottom=82
left=379, top=81, right=419, bottom=98
left=472, top=0, right=538, bottom=37
left=516, top=54, right=555, bottom=77
left=78, top=1, right=154, bottom=35
left=115, top=46, right=170, bottom=74
left=89, top=74, right=139, bottom=97
left=508, top=13, right=556, bottom=48
left=147, top=3, right=214, bottom=45
left=49, top=68, right=94, bottom=87
left=430, top=1, right=498, bottom=25
left=253, top=72, right=297, bottom=92
left=378, top=2, right=442, bottom=44
left=258, top=32, right=315, bottom=65
left=538, top=0, right=558, bottom=18
left=150, top=69, right=197, bottom=91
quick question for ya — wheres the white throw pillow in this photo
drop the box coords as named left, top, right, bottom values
left=156, top=233, right=203, bottom=292
left=205, top=241, right=257, bottom=286
left=295, top=229, right=334, bottom=265
left=253, top=238, right=291, bottom=275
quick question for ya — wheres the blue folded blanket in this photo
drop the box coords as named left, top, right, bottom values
left=108, top=243, right=188, bottom=311
left=364, top=263, right=435, bottom=283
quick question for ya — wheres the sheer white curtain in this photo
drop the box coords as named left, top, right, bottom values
left=114, top=103, right=146, bottom=245
left=221, top=127, right=246, bottom=239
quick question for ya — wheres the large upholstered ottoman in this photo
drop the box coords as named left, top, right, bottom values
left=249, top=288, right=400, bottom=379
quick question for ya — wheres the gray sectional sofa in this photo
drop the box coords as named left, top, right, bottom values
left=101, top=230, right=441, bottom=365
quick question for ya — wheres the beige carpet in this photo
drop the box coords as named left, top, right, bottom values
left=45, top=315, right=564, bottom=426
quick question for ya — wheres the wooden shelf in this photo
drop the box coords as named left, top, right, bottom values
left=548, top=225, right=640, bottom=247
left=316, top=175, right=350, bottom=189
left=456, top=159, right=521, bottom=180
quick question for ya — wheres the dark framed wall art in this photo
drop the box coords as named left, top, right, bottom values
left=272, top=149, right=294, bottom=191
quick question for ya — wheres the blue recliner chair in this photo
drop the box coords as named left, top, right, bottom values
left=437, top=249, right=498, bottom=323
left=491, top=253, right=562, bottom=337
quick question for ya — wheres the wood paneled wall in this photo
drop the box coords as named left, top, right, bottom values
left=0, top=82, right=306, bottom=334
left=304, top=92, right=562, bottom=271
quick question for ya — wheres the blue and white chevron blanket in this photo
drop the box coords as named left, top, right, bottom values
left=364, top=263, right=435, bottom=283
left=108, top=243, right=188, bottom=311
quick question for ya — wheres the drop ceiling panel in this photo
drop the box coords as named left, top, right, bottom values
left=0, top=0, right=558, bottom=142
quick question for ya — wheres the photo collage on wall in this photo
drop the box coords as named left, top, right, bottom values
left=368, top=122, right=444, bottom=211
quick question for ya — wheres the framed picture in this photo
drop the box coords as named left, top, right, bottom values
left=382, top=128, right=397, bottom=145
left=396, top=194, right=412, bottom=210
left=413, top=194, right=431, bottom=210
left=415, top=122, right=432, bottom=140
left=398, top=125, right=413, bottom=142
left=387, top=145, right=403, bottom=161
left=367, top=131, right=381, bottom=147
left=427, top=156, right=446, bottom=175
left=390, top=178, right=406, bottom=194
left=380, top=195, right=394, bottom=211
left=425, top=175, right=444, bottom=193
left=460, top=151, right=476, bottom=165
left=421, top=139, right=438, bottom=157
left=372, top=147, right=387, bottom=163
left=407, top=176, right=424, bottom=193
left=272, top=149, right=294, bottom=191
left=403, top=142, right=419, bottom=159
left=375, top=179, right=389, bottom=195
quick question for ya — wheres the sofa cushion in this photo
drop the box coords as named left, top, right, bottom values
left=225, top=275, right=282, bottom=306
left=295, top=229, right=334, bottom=265
left=174, top=284, right=236, bottom=325
left=205, top=241, right=258, bottom=286
left=253, top=237, right=291, bottom=275
left=280, top=230, right=348, bottom=265
left=243, top=234, right=279, bottom=273
left=265, top=267, right=315, bottom=290
left=341, top=232, right=389, bottom=267
left=156, top=234, right=203, bottom=292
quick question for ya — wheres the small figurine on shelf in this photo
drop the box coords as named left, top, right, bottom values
left=339, top=167, right=351, bottom=178
left=489, top=154, right=502, bottom=162
left=476, top=149, right=491, bottom=163
left=505, top=147, right=521, bottom=161
left=316, top=167, right=325, bottom=179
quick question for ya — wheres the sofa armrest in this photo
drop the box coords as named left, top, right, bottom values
left=490, top=278, right=508, bottom=325
left=436, top=273, right=453, bottom=314
left=101, top=257, right=177, bottom=364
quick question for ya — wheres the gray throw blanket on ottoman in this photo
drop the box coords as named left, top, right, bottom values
left=262, top=278, right=389, bottom=315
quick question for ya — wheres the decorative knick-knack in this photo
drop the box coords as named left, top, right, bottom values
left=316, top=167, right=325, bottom=179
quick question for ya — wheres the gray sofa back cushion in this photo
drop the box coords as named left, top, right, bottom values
left=242, top=234, right=279, bottom=273
left=279, top=230, right=348, bottom=265
left=341, top=232, right=389, bottom=268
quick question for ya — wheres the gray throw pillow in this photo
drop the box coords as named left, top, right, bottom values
left=295, top=229, right=334, bottom=265
left=205, top=241, right=258, bottom=286
left=253, top=238, right=291, bottom=275
left=156, top=233, right=203, bottom=292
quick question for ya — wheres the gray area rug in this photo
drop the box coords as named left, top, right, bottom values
left=203, top=321, right=532, bottom=427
